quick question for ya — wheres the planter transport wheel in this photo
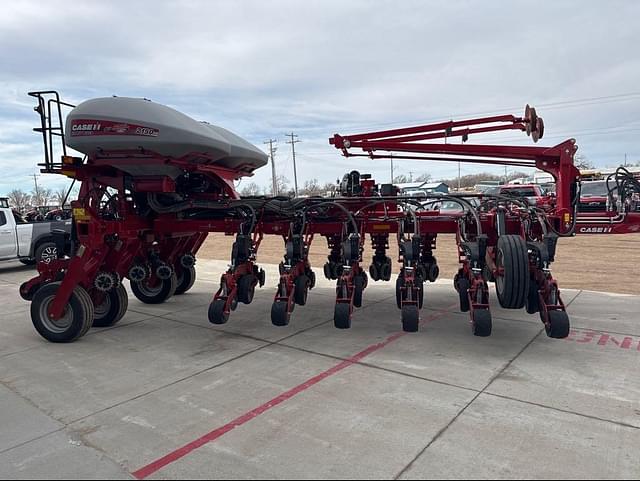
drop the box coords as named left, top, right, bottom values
left=31, top=282, right=94, bottom=343
left=353, top=274, right=365, bottom=308
left=495, top=235, right=529, bottom=309
left=457, top=278, right=470, bottom=312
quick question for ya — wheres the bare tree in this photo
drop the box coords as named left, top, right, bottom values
left=268, top=175, right=291, bottom=196
left=574, top=154, right=594, bottom=170
left=393, top=174, right=410, bottom=184
left=31, top=186, right=52, bottom=207
left=240, top=182, right=262, bottom=197
left=52, top=186, right=72, bottom=207
left=416, top=173, right=432, bottom=183
left=7, top=189, right=31, bottom=212
left=299, top=178, right=323, bottom=196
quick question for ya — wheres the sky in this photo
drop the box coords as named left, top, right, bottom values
left=1, top=0, right=639, bottom=196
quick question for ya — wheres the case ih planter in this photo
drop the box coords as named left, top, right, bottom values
left=20, top=91, right=640, bottom=343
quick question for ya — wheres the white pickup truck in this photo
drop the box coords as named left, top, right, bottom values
left=0, top=198, right=72, bottom=265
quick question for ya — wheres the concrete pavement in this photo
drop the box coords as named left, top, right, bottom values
left=0, top=259, right=639, bottom=479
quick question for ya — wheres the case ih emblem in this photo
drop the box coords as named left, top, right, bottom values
left=70, top=119, right=159, bottom=137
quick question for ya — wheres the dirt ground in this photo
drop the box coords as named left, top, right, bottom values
left=199, top=233, right=640, bottom=295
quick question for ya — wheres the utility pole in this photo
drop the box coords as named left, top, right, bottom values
left=624, top=153, right=628, bottom=167
left=30, top=173, right=41, bottom=205
left=285, top=132, right=300, bottom=197
left=390, top=153, right=394, bottom=183
left=264, top=139, right=277, bottom=195
left=409, top=171, right=414, bottom=183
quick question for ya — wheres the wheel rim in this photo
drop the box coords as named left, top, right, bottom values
left=41, top=246, right=58, bottom=264
left=39, top=295, right=73, bottom=333
left=94, top=295, right=111, bottom=319
left=136, top=280, right=163, bottom=297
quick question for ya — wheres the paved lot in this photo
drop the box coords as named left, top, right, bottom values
left=1, top=260, right=639, bottom=480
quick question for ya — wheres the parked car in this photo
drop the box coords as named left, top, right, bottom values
left=0, top=198, right=72, bottom=265
left=484, top=184, right=549, bottom=206
left=578, top=180, right=609, bottom=213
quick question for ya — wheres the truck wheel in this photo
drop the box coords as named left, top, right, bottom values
left=31, top=282, right=94, bottom=343
left=130, top=274, right=177, bottom=304
left=93, top=285, right=129, bottom=328
left=495, top=235, right=529, bottom=309
left=174, top=266, right=196, bottom=295
left=35, top=241, right=58, bottom=265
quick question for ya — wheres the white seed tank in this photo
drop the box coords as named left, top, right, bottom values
left=65, top=97, right=268, bottom=174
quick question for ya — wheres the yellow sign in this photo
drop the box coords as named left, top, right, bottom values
left=73, top=208, right=91, bottom=222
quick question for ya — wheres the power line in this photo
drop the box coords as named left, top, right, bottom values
left=285, top=132, right=301, bottom=197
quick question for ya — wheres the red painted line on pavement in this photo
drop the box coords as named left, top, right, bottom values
left=132, top=306, right=454, bottom=479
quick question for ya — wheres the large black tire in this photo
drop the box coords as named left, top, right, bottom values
left=30, top=282, right=94, bottom=343
left=174, top=266, right=196, bottom=295
left=472, top=309, right=492, bottom=337
left=401, top=305, right=419, bottom=333
left=92, top=285, right=129, bottom=328
left=35, top=241, right=58, bottom=265
left=130, top=274, right=177, bottom=304
left=545, top=310, right=570, bottom=339
left=495, top=235, right=529, bottom=309
left=237, top=274, right=256, bottom=304
left=294, top=275, right=309, bottom=306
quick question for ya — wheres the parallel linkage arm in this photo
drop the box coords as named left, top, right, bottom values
left=330, top=106, right=581, bottom=234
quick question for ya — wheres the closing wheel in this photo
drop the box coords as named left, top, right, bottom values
left=353, top=274, right=365, bottom=308
left=30, top=282, right=94, bottom=343
left=525, top=281, right=540, bottom=314
left=294, top=275, right=309, bottom=306
left=395, top=275, right=405, bottom=309
left=237, top=274, right=256, bottom=304
left=334, top=302, right=351, bottom=329
left=271, top=301, right=290, bottom=327
left=92, top=285, right=129, bottom=328
left=208, top=299, right=229, bottom=325
left=495, top=235, right=529, bottom=309
left=457, top=277, right=470, bottom=312
left=472, top=309, right=492, bottom=337
left=401, top=305, right=419, bottom=333
left=174, top=266, right=196, bottom=295
left=130, top=274, right=177, bottom=304
left=545, top=310, right=570, bottom=339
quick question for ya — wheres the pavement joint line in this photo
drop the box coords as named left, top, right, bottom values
left=0, top=427, right=67, bottom=457
left=394, top=324, right=546, bottom=479
left=66, top=341, right=274, bottom=426
left=129, top=305, right=457, bottom=480
left=482, top=392, right=640, bottom=431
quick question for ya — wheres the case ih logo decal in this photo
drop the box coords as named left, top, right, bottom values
left=579, top=227, right=613, bottom=234
left=70, top=119, right=159, bottom=137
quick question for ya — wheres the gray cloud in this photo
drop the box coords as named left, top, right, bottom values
left=1, top=0, right=639, bottom=193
